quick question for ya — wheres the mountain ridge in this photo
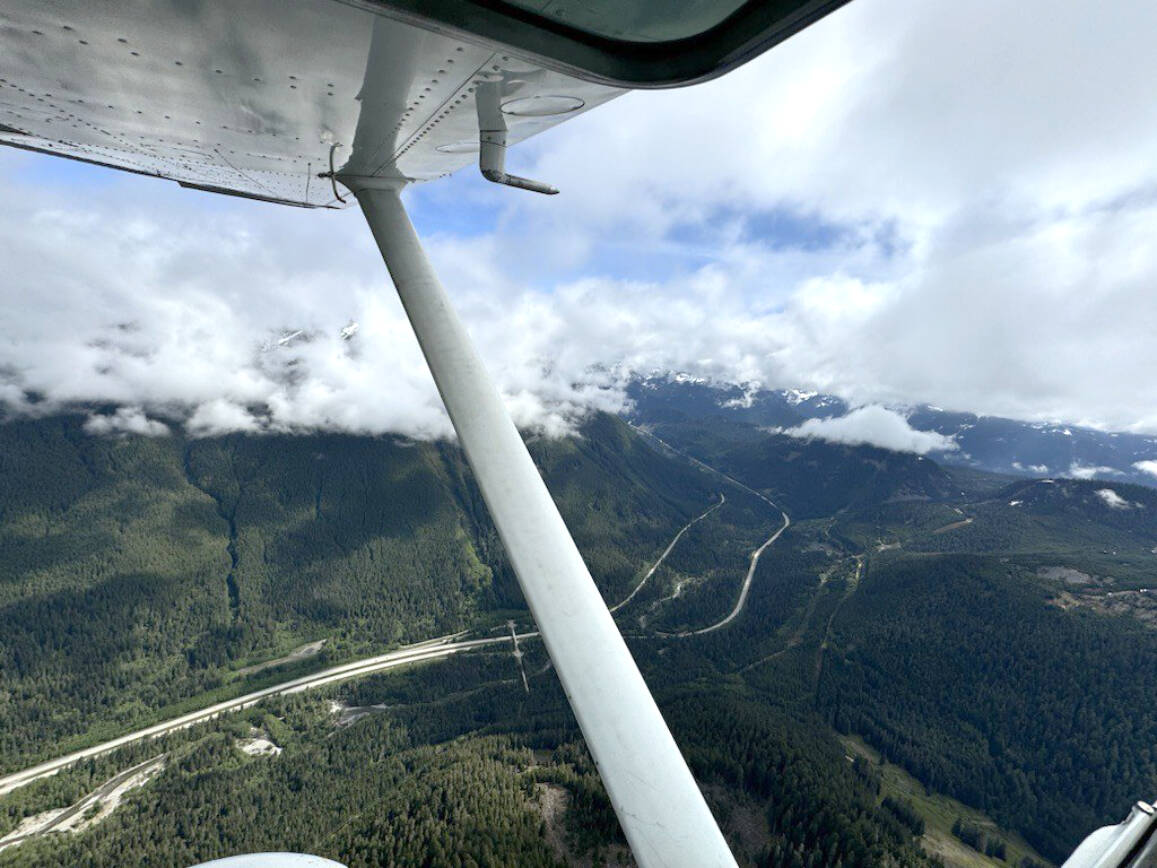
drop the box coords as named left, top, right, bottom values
left=626, top=375, right=1157, bottom=489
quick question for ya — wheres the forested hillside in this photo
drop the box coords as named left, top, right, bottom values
left=2, top=410, right=1155, bottom=866
left=635, top=417, right=962, bottom=519
left=0, top=412, right=714, bottom=772
left=816, top=553, right=1157, bottom=861
left=626, top=376, right=1157, bottom=490
left=627, top=415, right=1157, bottom=863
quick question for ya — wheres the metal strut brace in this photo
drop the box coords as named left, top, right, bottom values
left=341, top=175, right=735, bottom=868
left=327, top=144, right=347, bottom=203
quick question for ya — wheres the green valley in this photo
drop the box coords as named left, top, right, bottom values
left=1, top=410, right=1155, bottom=866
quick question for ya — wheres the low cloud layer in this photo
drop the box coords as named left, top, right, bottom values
left=83, top=407, right=170, bottom=437
left=1013, top=461, right=1051, bottom=475
left=1095, top=488, right=1133, bottom=510
left=2, top=0, right=1157, bottom=439
left=1068, top=464, right=1124, bottom=481
left=1134, top=461, right=1157, bottom=479
left=781, top=406, right=957, bottom=455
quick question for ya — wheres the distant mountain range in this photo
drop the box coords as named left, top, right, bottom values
left=625, top=375, right=1157, bottom=489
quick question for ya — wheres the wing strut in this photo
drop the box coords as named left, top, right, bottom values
left=343, top=175, right=736, bottom=868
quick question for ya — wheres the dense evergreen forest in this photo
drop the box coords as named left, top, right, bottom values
left=816, top=553, right=1157, bottom=860
left=2, top=410, right=1155, bottom=865
left=2, top=658, right=933, bottom=867
left=0, top=412, right=715, bottom=772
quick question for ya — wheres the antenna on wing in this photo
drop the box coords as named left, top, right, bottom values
left=476, top=82, right=558, bottom=195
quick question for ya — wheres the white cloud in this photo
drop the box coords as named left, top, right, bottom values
left=1068, top=464, right=1123, bottom=480
left=2, top=0, right=1157, bottom=438
left=781, top=406, right=957, bottom=454
left=1134, top=460, right=1157, bottom=479
left=83, top=407, right=170, bottom=437
left=186, top=400, right=263, bottom=437
left=1013, top=462, right=1050, bottom=474
left=1095, top=488, right=1132, bottom=510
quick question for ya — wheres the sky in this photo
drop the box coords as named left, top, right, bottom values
left=2, top=0, right=1157, bottom=445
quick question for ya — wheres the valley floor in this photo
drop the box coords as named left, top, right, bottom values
left=3, top=414, right=1155, bottom=865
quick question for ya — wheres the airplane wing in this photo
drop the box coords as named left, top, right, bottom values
left=0, top=2, right=856, bottom=866
left=0, top=0, right=624, bottom=207
left=0, top=0, right=853, bottom=206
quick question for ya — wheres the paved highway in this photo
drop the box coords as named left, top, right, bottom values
left=0, top=755, right=167, bottom=850
left=610, top=494, right=725, bottom=613
left=0, top=631, right=537, bottom=798
left=1, top=431, right=782, bottom=801
left=628, top=425, right=793, bottom=636
left=668, top=508, right=791, bottom=637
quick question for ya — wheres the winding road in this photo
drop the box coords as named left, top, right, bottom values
left=609, top=494, right=725, bottom=613
left=670, top=508, right=791, bottom=636
left=1, top=430, right=787, bottom=815
left=628, top=424, right=793, bottom=636
left=629, top=424, right=784, bottom=512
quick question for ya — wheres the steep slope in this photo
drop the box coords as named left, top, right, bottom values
left=0, top=412, right=715, bottom=771
left=817, top=552, right=1157, bottom=861
left=627, top=375, right=1157, bottom=489
left=641, top=417, right=961, bottom=519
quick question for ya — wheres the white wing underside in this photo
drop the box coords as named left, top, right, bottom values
left=0, top=6, right=745, bottom=865
left=0, top=0, right=623, bottom=206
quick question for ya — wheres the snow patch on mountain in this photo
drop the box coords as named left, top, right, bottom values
left=720, top=383, right=762, bottom=410
left=784, top=389, right=819, bottom=406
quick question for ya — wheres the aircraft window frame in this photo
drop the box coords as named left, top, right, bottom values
left=496, top=0, right=753, bottom=44
left=356, top=0, right=854, bottom=87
